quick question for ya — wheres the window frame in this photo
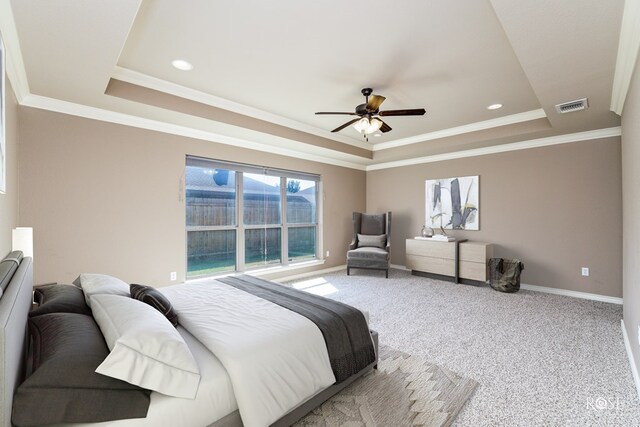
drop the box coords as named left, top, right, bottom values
left=185, top=156, right=321, bottom=277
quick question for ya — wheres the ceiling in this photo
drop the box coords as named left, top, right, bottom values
left=4, top=0, right=627, bottom=169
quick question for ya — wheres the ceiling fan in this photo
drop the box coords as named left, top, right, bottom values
left=315, top=88, right=426, bottom=141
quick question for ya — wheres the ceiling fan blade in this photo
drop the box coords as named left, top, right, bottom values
left=379, top=108, right=426, bottom=117
left=331, top=118, right=361, bottom=133
left=379, top=120, right=392, bottom=133
left=315, top=112, right=358, bottom=115
left=366, top=95, right=386, bottom=112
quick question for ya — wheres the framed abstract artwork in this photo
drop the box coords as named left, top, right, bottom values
left=426, top=176, right=479, bottom=230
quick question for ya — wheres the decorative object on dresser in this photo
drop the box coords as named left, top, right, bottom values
left=430, top=234, right=456, bottom=242
left=426, top=176, right=479, bottom=231
left=405, top=238, right=493, bottom=284
left=420, top=225, right=434, bottom=238
left=347, top=211, right=392, bottom=278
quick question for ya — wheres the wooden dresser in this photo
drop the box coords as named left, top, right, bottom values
left=405, top=238, right=493, bottom=283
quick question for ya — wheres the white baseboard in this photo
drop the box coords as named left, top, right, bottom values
left=520, top=283, right=622, bottom=305
left=275, top=264, right=623, bottom=305
left=392, top=264, right=622, bottom=305
left=621, top=320, right=640, bottom=403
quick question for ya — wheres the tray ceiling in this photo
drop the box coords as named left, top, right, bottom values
left=6, top=0, right=624, bottom=168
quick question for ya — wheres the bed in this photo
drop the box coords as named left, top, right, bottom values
left=1, top=254, right=378, bottom=427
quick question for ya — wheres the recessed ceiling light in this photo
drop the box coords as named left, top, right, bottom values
left=171, top=59, right=193, bottom=71
left=374, top=133, right=382, bottom=137
left=487, top=103, right=503, bottom=110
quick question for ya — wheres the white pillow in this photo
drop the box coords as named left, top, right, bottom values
left=73, top=273, right=130, bottom=307
left=91, top=294, right=201, bottom=399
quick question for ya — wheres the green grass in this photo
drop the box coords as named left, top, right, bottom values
left=187, top=250, right=316, bottom=278
left=187, top=259, right=235, bottom=277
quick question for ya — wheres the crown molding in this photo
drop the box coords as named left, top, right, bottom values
left=0, top=0, right=30, bottom=102
left=371, top=108, right=547, bottom=151
left=21, top=94, right=368, bottom=171
left=611, top=0, right=640, bottom=115
left=111, top=66, right=371, bottom=150
left=20, top=92, right=621, bottom=173
left=114, top=65, right=553, bottom=154
left=367, top=126, right=621, bottom=171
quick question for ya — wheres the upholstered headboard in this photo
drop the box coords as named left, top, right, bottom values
left=0, top=256, right=33, bottom=427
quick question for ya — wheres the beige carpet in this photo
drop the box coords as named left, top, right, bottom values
left=295, top=346, right=478, bottom=427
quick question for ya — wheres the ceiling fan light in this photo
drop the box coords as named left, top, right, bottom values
left=353, top=117, right=370, bottom=133
left=365, top=118, right=383, bottom=134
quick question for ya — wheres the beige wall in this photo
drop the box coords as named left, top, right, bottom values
left=15, top=90, right=625, bottom=300
left=18, top=108, right=365, bottom=286
left=0, top=80, right=19, bottom=258
left=622, top=57, right=640, bottom=376
left=367, top=137, right=622, bottom=297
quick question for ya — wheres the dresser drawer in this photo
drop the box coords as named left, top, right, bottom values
left=406, top=254, right=455, bottom=276
left=459, top=261, right=488, bottom=281
left=406, top=239, right=456, bottom=259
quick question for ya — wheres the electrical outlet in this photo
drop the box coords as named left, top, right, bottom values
left=581, top=267, right=589, bottom=277
left=170, top=271, right=177, bottom=281
left=326, top=250, right=330, bottom=258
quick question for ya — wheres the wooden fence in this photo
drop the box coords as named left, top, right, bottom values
left=186, top=197, right=314, bottom=226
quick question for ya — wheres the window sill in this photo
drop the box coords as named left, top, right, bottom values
left=187, top=259, right=326, bottom=283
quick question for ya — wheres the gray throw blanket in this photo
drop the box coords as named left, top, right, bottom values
left=217, top=275, right=376, bottom=383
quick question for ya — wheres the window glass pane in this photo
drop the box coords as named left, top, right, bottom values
left=186, top=166, right=236, bottom=226
left=245, top=228, right=281, bottom=267
left=288, top=226, right=316, bottom=261
left=187, top=230, right=236, bottom=277
left=286, top=179, right=316, bottom=224
left=243, top=173, right=281, bottom=225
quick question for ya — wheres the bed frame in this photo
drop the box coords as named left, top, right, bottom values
left=0, top=256, right=32, bottom=427
left=0, top=257, right=377, bottom=427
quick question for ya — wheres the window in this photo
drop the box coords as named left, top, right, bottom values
left=243, top=173, right=281, bottom=267
left=185, top=156, right=320, bottom=277
left=185, top=167, right=236, bottom=275
left=286, top=178, right=317, bottom=261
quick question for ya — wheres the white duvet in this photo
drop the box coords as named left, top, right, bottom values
left=161, top=280, right=336, bottom=427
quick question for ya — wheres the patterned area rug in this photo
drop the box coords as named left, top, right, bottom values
left=295, top=345, right=478, bottom=427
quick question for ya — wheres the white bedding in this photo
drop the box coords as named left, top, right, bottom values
left=161, top=280, right=336, bottom=427
left=56, top=327, right=237, bottom=427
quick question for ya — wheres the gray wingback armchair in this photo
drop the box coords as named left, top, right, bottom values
left=347, top=212, right=392, bottom=278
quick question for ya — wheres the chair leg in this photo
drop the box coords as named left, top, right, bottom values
left=385, top=269, right=388, bottom=279
left=347, top=268, right=350, bottom=276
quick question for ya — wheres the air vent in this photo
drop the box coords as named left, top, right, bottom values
left=555, top=98, right=589, bottom=114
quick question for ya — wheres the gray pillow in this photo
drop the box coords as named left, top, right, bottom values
left=357, top=234, right=387, bottom=249
left=30, top=284, right=91, bottom=317
left=130, top=284, right=179, bottom=327
left=12, top=313, right=150, bottom=426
